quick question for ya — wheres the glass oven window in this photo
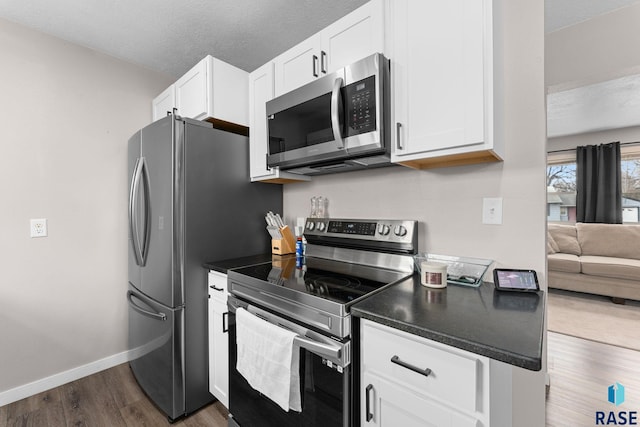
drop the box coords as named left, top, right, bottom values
left=228, top=312, right=348, bottom=426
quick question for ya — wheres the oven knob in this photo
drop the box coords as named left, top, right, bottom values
left=378, top=224, right=390, bottom=235
left=306, top=221, right=315, bottom=231
left=317, top=222, right=326, bottom=231
left=394, top=225, right=407, bottom=236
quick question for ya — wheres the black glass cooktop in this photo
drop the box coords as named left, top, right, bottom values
left=230, top=256, right=409, bottom=306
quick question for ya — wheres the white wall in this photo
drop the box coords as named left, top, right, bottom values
left=546, top=2, right=640, bottom=90
left=549, top=126, right=640, bottom=153
left=546, top=3, right=640, bottom=152
left=283, top=0, right=547, bottom=425
left=0, top=18, right=172, bottom=403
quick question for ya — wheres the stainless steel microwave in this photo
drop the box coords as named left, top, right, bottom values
left=266, top=53, right=391, bottom=175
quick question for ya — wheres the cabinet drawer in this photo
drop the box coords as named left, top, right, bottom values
left=362, top=320, right=482, bottom=414
left=208, top=271, right=228, bottom=302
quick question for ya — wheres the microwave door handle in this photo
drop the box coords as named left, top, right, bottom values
left=331, top=77, right=344, bottom=150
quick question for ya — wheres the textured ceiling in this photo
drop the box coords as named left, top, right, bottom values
left=0, top=0, right=638, bottom=78
left=545, top=0, right=640, bottom=33
left=0, top=0, right=368, bottom=77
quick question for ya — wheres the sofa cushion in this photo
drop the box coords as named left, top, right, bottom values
left=548, top=253, right=581, bottom=273
left=548, top=224, right=581, bottom=256
left=547, top=232, right=559, bottom=254
left=580, top=255, right=640, bottom=281
left=576, top=223, right=640, bottom=260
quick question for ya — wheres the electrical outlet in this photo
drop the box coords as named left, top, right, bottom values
left=30, top=218, right=48, bottom=237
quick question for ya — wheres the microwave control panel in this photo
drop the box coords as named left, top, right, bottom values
left=344, top=76, right=376, bottom=137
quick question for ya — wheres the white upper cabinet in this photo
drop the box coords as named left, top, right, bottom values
left=321, top=0, right=384, bottom=74
left=273, top=36, right=322, bottom=98
left=152, top=56, right=248, bottom=127
left=152, top=85, right=175, bottom=120
left=249, top=61, right=310, bottom=183
left=175, top=57, right=209, bottom=120
left=273, top=0, right=384, bottom=97
left=249, top=62, right=273, bottom=180
left=388, top=0, right=501, bottom=169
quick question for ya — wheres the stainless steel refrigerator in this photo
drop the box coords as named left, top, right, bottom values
left=127, top=114, right=282, bottom=421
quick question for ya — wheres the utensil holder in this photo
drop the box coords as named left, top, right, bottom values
left=272, top=225, right=296, bottom=255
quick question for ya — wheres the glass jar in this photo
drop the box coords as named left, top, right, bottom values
left=317, top=196, right=329, bottom=218
left=310, top=196, right=319, bottom=218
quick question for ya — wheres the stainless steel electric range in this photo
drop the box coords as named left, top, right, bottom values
left=226, top=218, right=417, bottom=427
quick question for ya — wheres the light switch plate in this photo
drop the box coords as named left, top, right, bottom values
left=482, top=198, right=503, bottom=225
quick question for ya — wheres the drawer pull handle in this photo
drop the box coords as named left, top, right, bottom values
left=210, top=285, right=224, bottom=292
left=365, top=384, right=374, bottom=422
left=391, top=355, right=432, bottom=377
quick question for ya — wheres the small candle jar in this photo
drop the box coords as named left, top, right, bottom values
left=420, top=262, right=448, bottom=288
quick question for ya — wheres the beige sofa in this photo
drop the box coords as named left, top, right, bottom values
left=547, top=223, right=640, bottom=302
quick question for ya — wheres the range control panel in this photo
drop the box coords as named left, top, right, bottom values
left=304, top=218, right=417, bottom=244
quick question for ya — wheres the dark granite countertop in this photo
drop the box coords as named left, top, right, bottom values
left=351, top=275, right=545, bottom=371
left=203, top=253, right=274, bottom=274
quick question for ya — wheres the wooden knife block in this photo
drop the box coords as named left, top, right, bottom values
left=271, top=225, right=296, bottom=255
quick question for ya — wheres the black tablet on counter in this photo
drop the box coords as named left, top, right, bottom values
left=493, top=268, right=540, bottom=292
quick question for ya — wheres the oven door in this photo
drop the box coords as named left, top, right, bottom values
left=227, top=295, right=351, bottom=427
left=266, top=53, right=387, bottom=171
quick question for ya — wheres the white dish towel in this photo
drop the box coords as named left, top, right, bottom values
left=235, top=307, right=302, bottom=412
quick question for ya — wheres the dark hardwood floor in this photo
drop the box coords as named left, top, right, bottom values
left=0, top=363, right=228, bottom=427
left=4, top=332, right=639, bottom=426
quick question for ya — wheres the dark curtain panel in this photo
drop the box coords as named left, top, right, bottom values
left=576, top=141, right=622, bottom=223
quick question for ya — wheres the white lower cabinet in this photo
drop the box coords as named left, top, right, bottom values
left=208, top=271, right=229, bottom=408
left=361, top=319, right=490, bottom=426
left=363, top=372, right=477, bottom=427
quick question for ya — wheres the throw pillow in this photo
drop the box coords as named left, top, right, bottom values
left=547, top=232, right=559, bottom=254
left=548, top=224, right=581, bottom=256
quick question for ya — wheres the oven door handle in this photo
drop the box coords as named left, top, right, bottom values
left=228, top=294, right=348, bottom=365
left=294, top=335, right=341, bottom=360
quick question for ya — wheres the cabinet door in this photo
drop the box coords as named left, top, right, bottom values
left=390, top=0, right=492, bottom=165
left=152, top=85, right=175, bottom=122
left=211, top=299, right=229, bottom=408
left=175, top=57, right=209, bottom=120
left=249, top=63, right=310, bottom=183
left=249, top=62, right=276, bottom=180
left=208, top=271, right=227, bottom=303
left=208, top=271, right=229, bottom=408
left=321, top=0, right=384, bottom=73
left=273, top=35, right=322, bottom=97
left=362, top=372, right=478, bottom=427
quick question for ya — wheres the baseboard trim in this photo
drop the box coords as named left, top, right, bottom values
left=0, top=350, right=135, bottom=407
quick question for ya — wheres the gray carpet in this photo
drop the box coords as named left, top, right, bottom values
left=547, top=289, right=640, bottom=351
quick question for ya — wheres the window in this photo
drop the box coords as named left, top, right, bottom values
left=621, top=154, right=640, bottom=223
left=547, top=161, right=576, bottom=223
left=547, top=148, right=640, bottom=224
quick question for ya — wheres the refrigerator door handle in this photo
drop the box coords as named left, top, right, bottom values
left=139, top=157, right=151, bottom=265
left=129, top=156, right=152, bottom=266
left=127, top=290, right=167, bottom=321
left=129, top=157, right=144, bottom=265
